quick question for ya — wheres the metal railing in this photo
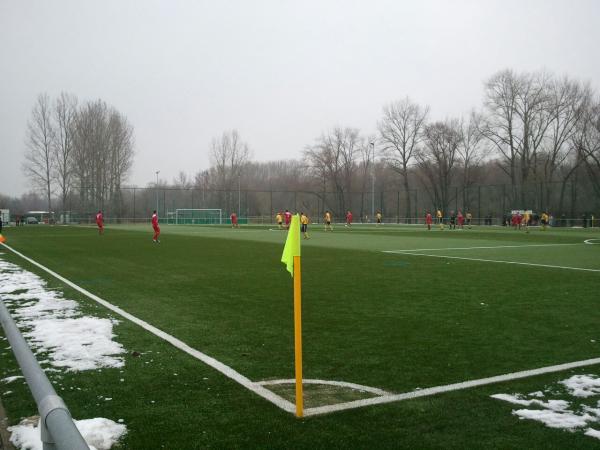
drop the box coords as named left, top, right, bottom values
left=0, top=300, right=89, bottom=450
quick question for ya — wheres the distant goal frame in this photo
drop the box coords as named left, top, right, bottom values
left=173, top=208, right=223, bottom=225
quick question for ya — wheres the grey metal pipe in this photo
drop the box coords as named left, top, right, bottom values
left=0, top=300, right=89, bottom=450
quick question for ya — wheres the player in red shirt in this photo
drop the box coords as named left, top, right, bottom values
left=284, top=209, right=292, bottom=230
left=96, top=210, right=104, bottom=235
left=230, top=212, right=239, bottom=228
left=425, top=211, right=433, bottom=230
left=457, top=210, right=464, bottom=229
left=510, top=213, right=521, bottom=230
left=152, top=210, right=160, bottom=243
left=345, top=210, right=353, bottom=227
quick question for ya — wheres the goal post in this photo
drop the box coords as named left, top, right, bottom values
left=173, top=209, right=222, bottom=225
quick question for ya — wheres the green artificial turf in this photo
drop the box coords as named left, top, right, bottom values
left=1, top=223, right=599, bottom=449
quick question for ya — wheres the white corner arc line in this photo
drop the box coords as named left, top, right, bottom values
left=383, top=243, right=580, bottom=253
left=0, top=243, right=296, bottom=414
left=257, top=379, right=392, bottom=396
left=384, top=251, right=600, bottom=273
left=303, top=357, right=600, bottom=416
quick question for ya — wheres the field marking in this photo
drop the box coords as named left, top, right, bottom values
left=258, top=379, right=392, bottom=396
left=0, top=242, right=296, bottom=414
left=4, top=241, right=600, bottom=418
left=383, top=243, right=580, bottom=253
left=383, top=251, right=600, bottom=273
left=302, top=357, right=600, bottom=416
left=584, top=239, right=600, bottom=245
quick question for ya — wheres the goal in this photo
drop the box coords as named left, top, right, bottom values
left=173, top=209, right=222, bottom=225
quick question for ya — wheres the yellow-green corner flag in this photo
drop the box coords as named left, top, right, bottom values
left=281, top=214, right=301, bottom=276
left=281, top=213, right=304, bottom=417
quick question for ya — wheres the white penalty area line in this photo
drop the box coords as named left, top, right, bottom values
left=0, top=242, right=296, bottom=415
left=302, top=357, right=600, bottom=416
left=383, top=250, right=600, bottom=273
left=383, top=243, right=581, bottom=253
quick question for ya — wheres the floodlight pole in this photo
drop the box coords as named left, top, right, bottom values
left=155, top=170, right=160, bottom=217
left=238, top=171, right=241, bottom=217
left=370, top=142, right=375, bottom=221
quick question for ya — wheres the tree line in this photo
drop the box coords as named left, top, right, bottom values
left=196, top=69, right=600, bottom=219
left=7, top=68, right=600, bottom=220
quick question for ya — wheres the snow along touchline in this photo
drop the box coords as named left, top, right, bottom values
left=0, top=242, right=296, bottom=415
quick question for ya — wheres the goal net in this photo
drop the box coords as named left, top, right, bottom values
left=173, top=209, right=222, bottom=225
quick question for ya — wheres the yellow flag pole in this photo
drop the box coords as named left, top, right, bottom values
left=293, top=254, right=304, bottom=417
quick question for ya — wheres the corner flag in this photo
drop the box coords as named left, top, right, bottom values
left=281, top=214, right=301, bottom=276
left=280, top=214, right=304, bottom=417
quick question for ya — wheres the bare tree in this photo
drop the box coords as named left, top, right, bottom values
left=378, top=97, right=429, bottom=222
left=357, top=135, right=375, bottom=221
left=305, top=127, right=360, bottom=216
left=417, top=120, right=462, bottom=214
left=23, top=93, right=55, bottom=212
left=539, top=77, right=591, bottom=212
left=209, top=130, right=251, bottom=212
left=481, top=70, right=554, bottom=207
left=72, top=100, right=134, bottom=214
left=457, top=112, right=485, bottom=211
left=173, top=171, right=192, bottom=189
left=578, top=100, right=600, bottom=209
left=53, top=92, right=78, bottom=216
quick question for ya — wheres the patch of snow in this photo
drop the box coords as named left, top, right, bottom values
left=560, top=375, right=600, bottom=398
left=513, top=408, right=594, bottom=429
left=493, top=373, right=600, bottom=441
left=528, top=391, right=544, bottom=398
left=9, top=417, right=127, bottom=450
left=2, top=375, right=24, bottom=384
left=585, top=428, right=600, bottom=440
left=0, top=258, right=125, bottom=371
left=490, top=394, right=569, bottom=411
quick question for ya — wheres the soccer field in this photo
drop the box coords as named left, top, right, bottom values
left=1, top=223, right=600, bottom=448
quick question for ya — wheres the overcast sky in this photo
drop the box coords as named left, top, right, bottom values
left=1, top=0, right=599, bottom=197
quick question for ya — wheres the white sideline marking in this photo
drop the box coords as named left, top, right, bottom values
left=584, top=239, right=600, bottom=245
left=258, top=379, right=392, bottom=396
left=303, top=357, right=600, bottom=416
left=383, top=251, right=600, bottom=273
left=383, top=243, right=579, bottom=253
left=0, top=243, right=296, bottom=414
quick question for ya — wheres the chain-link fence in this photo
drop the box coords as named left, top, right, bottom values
left=35, top=180, right=599, bottom=227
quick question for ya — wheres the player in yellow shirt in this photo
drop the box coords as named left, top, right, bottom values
left=276, top=212, right=283, bottom=230
left=466, top=211, right=472, bottom=229
left=300, top=212, right=310, bottom=239
left=436, top=209, right=444, bottom=230
left=376, top=211, right=382, bottom=226
left=522, top=211, right=530, bottom=232
left=540, top=212, right=549, bottom=231
left=324, top=210, right=333, bottom=231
